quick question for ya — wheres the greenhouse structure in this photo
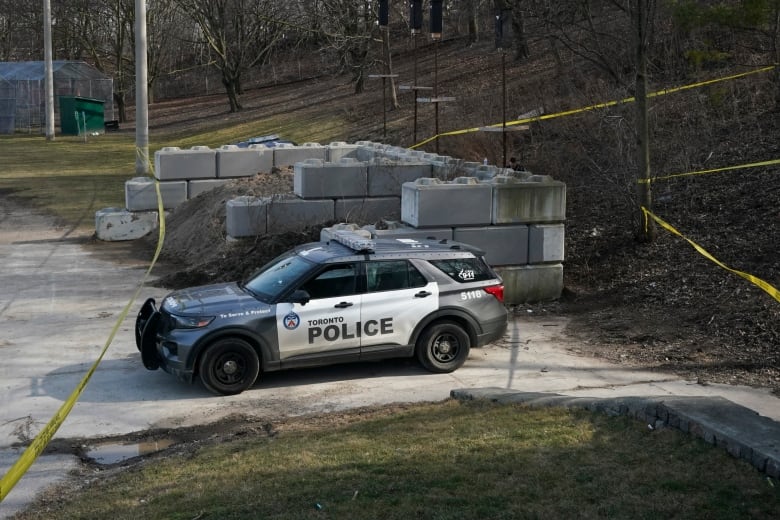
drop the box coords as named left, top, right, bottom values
left=0, top=61, right=113, bottom=134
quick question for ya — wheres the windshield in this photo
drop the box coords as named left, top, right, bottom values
left=244, top=253, right=314, bottom=301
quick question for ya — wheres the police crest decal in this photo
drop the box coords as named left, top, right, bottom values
left=283, top=311, right=300, bottom=330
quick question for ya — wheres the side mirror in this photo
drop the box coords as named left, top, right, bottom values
left=289, top=289, right=311, bottom=306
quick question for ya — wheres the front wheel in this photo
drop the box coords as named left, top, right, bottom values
left=416, top=321, right=471, bottom=373
left=199, top=338, right=260, bottom=396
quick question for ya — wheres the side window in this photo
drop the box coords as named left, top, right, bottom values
left=367, top=260, right=427, bottom=292
left=300, top=263, right=359, bottom=299
left=429, top=257, right=495, bottom=283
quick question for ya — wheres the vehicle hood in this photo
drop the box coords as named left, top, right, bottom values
left=162, top=282, right=269, bottom=316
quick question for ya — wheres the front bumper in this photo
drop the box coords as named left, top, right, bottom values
left=136, top=299, right=198, bottom=383
left=136, top=298, right=162, bottom=370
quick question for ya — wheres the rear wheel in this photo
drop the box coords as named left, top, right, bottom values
left=416, top=321, right=470, bottom=373
left=199, top=338, right=260, bottom=395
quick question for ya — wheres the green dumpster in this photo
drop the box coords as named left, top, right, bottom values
left=59, top=96, right=105, bottom=135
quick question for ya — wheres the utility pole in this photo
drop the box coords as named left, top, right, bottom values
left=634, top=0, right=655, bottom=241
left=135, top=0, right=150, bottom=175
left=43, top=0, right=55, bottom=141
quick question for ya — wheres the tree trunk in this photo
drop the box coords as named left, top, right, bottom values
left=511, top=4, right=529, bottom=60
left=634, top=0, right=655, bottom=242
left=383, top=25, right=399, bottom=109
left=774, top=4, right=780, bottom=110
left=468, top=0, right=479, bottom=44
left=223, top=75, right=243, bottom=112
left=114, top=93, right=127, bottom=123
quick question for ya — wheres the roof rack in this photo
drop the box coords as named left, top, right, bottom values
left=331, top=230, right=375, bottom=253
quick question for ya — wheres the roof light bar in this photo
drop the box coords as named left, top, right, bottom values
left=332, top=230, right=375, bottom=253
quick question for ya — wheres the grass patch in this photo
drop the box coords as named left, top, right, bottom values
left=0, top=108, right=348, bottom=230
left=20, top=401, right=780, bottom=519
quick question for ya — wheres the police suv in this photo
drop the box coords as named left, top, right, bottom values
left=136, top=230, right=508, bottom=395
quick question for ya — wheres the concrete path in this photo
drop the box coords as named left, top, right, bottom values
left=1, top=203, right=778, bottom=517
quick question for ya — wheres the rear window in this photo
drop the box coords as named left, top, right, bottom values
left=429, top=257, right=496, bottom=283
left=367, top=260, right=428, bottom=292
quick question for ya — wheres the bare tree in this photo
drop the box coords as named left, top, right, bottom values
left=0, top=0, right=43, bottom=60
left=174, top=0, right=287, bottom=112
left=528, top=0, right=634, bottom=87
left=318, top=0, right=378, bottom=94
left=633, top=0, right=655, bottom=242
left=494, top=0, right=530, bottom=59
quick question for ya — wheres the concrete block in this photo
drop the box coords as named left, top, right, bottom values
left=421, top=153, right=442, bottom=162
left=471, top=164, right=500, bottom=180
left=226, top=196, right=267, bottom=238
left=362, top=222, right=453, bottom=241
left=327, top=142, right=360, bottom=162
left=453, top=225, right=528, bottom=266
left=153, top=146, right=216, bottom=180
left=294, top=158, right=367, bottom=199
left=95, top=208, right=159, bottom=241
left=431, top=157, right=464, bottom=179
left=528, top=224, right=565, bottom=263
left=188, top=179, right=230, bottom=199
left=356, top=142, right=389, bottom=162
left=491, top=175, right=566, bottom=224
left=335, top=197, right=400, bottom=223
left=400, top=150, right=426, bottom=161
left=266, top=196, right=334, bottom=232
left=401, top=177, right=493, bottom=228
left=217, top=144, right=273, bottom=177
left=367, top=160, right=432, bottom=196
left=273, top=142, right=327, bottom=167
left=381, top=146, right=406, bottom=161
left=494, top=264, right=564, bottom=303
left=320, top=223, right=371, bottom=242
left=125, top=177, right=187, bottom=211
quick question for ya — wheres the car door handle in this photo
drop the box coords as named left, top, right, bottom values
left=334, top=301, right=354, bottom=308
left=414, top=291, right=432, bottom=298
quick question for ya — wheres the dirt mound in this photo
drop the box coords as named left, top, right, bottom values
left=150, top=169, right=335, bottom=288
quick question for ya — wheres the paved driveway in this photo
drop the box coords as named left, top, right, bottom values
left=1, top=203, right=778, bottom=517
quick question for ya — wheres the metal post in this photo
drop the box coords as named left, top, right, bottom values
left=135, top=0, right=150, bottom=175
left=502, top=50, right=507, bottom=168
left=434, top=40, right=439, bottom=154
left=413, top=34, right=418, bottom=143
left=43, top=0, right=55, bottom=141
left=382, top=76, right=387, bottom=139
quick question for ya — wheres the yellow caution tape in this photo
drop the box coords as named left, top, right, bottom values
left=642, top=207, right=780, bottom=303
left=637, top=158, right=780, bottom=184
left=411, top=65, right=775, bottom=149
left=0, top=158, right=166, bottom=503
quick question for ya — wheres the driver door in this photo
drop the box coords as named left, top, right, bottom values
left=275, top=262, right=363, bottom=365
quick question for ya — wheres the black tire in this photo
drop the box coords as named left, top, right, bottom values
left=198, top=338, right=260, bottom=396
left=416, top=321, right=471, bottom=373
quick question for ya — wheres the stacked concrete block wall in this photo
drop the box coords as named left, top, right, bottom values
left=401, top=177, right=493, bottom=228
left=102, top=140, right=567, bottom=303
left=226, top=196, right=268, bottom=237
left=294, top=158, right=367, bottom=199
left=394, top=173, right=566, bottom=303
left=218, top=144, right=273, bottom=178
left=327, top=142, right=360, bottom=163
left=125, top=177, right=187, bottom=211
left=225, top=142, right=566, bottom=303
left=273, top=142, right=327, bottom=168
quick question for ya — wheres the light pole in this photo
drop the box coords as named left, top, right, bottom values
left=43, top=0, right=55, bottom=141
left=135, top=0, right=149, bottom=175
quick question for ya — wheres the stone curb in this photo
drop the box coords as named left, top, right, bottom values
left=450, top=387, right=780, bottom=478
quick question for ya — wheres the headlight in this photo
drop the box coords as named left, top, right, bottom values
left=170, top=314, right=215, bottom=329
